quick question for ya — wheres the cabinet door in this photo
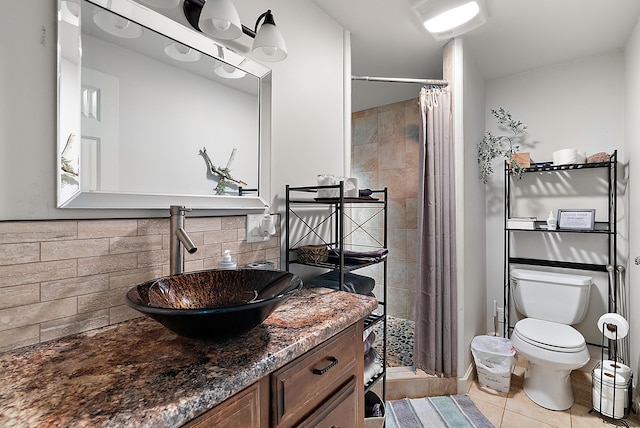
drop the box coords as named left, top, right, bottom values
left=183, top=377, right=268, bottom=428
left=271, top=323, right=363, bottom=428
left=297, top=376, right=359, bottom=428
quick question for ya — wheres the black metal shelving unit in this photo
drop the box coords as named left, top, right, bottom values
left=503, top=151, right=618, bottom=351
left=285, top=182, right=388, bottom=402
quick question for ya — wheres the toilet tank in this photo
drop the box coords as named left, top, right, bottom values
left=510, top=269, right=592, bottom=324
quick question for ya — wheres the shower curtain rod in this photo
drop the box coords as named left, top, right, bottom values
left=352, top=75, right=448, bottom=86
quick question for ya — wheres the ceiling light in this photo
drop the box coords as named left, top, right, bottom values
left=164, top=42, right=202, bottom=62
left=413, top=0, right=487, bottom=41
left=251, top=10, right=287, bottom=62
left=197, top=0, right=243, bottom=40
left=93, top=10, right=143, bottom=38
left=425, top=2, right=478, bottom=33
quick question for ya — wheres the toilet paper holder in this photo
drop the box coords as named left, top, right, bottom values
left=590, top=318, right=633, bottom=423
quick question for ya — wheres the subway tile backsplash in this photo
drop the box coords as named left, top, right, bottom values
left=0, top=215, right=280, bottom=352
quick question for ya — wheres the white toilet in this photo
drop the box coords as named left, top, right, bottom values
left=510, top=268, right=593, bottom=411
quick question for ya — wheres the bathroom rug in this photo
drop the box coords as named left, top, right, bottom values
left=386, top=394, right=494, bottom=428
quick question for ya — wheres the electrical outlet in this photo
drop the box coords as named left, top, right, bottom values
left=246, top=214, right=270, bottom=243
left=497, top=307, right=505, bottom=322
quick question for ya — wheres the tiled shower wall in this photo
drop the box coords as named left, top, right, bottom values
left=0, top=216, right=280, bottom=352
left=352, top=98, right=420, bottom=320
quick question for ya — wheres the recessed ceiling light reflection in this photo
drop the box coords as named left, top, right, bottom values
left=93, top=10, right=144, bottom=38
left=164, top=43, right=202, bottom=62
left=214, top=63, right=246, bottom=79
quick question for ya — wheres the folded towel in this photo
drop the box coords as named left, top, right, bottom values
left=328, top=248, right=388, bottom=264
left=364, top=331, right=376, bottom=354
left=304, top=271, right=375, bottom=295
left=364, top=347, right=383, bottom=386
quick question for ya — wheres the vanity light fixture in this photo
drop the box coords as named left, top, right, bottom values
left=413, top=0, right=487, bottom=41
left=93, top=9, right=143, bottom=38
left=197, top=0, right=243, bottom=40
left=183, top=0, right=287, bottom=62
left=164, top=42, right=203, bottom=62
left=251, top=10, right=287, bottom=62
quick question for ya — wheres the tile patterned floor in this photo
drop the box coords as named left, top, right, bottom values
left=468, top=363, right=640, bottom=428
left=376, top=319, right=639, bottom=427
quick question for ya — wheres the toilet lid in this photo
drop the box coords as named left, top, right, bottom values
left=514, top=318, right=585, bottom=352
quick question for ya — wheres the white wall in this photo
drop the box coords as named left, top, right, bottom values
left=448, top=38, right=488, bottom=387
left=234, top=1, right=347, bottom=213
left=484, top=52, right=626, bottom=353
left=0, top=0, right=346, bottom=220
left=624, top=16, right=640, bottom=400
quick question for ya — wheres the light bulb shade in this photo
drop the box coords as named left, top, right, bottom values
left=198, top=0, right=242, bottom=40
left=215, top=63, right=247, bottom=79
left=93, top=10, right=143, bottom=38
left=61, top=0, right=80, bottom=26
left=165, top=43, right=202, bottom=62
left=252, top=13, right=287, bottom=62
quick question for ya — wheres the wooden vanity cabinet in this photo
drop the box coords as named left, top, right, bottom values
left=182, top=322, right=364, bottom=428
left=183, top=377, right=269, bottom=428
left=271, top=322, right=364, bottom=428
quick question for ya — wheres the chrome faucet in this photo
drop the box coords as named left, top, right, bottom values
left=170, top=205, right=197, bottom=275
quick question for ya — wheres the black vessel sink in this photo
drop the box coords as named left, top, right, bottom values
left=126, top=269, right=302, bottom=340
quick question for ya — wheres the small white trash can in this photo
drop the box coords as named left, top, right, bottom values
left=471, top=335, right=516, bottom=393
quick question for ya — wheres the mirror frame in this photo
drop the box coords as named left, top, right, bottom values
left=57, top=0, right=271, bottom=211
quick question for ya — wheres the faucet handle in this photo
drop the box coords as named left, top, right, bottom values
left=170, top=205, right=192, bottom=215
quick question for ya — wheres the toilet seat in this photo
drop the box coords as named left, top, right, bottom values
left=514, top=318, right=586, bottom=352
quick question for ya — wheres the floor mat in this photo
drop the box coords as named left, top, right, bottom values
left=385, top=394, right=494, bottom=428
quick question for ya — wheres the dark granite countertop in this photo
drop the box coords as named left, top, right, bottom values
left=0, top=288, right=377, bottom=428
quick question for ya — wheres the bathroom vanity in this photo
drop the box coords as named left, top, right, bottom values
left=0, top=288, right=376, bottom=427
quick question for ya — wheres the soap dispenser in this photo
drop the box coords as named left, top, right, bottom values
left=546, top=211, right=557, bottom=230
left=218, top=249, right=237, bottom=269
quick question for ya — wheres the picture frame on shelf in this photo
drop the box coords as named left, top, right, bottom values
left=557, top=209, right=596, bottom=230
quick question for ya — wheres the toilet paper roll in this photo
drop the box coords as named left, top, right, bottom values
left=592, top=378, right=628, bottom=419
left=594, top=367, right=627, bottom=386
left=601, top=360, right=632, bottom=383
left=553, top=149, right=578, bottom=165
left=597, top=313, right=629, bottom=340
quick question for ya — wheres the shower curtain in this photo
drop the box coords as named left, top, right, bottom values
left=413, top=86, right=457, bottom=377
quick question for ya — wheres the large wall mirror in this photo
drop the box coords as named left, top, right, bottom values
left=57, top=0, right=271, bottom=210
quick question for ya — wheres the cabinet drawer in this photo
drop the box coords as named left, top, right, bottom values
left=297, top=376, right=359, bottom=428
left=272, top=324, right=359, bottom=427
